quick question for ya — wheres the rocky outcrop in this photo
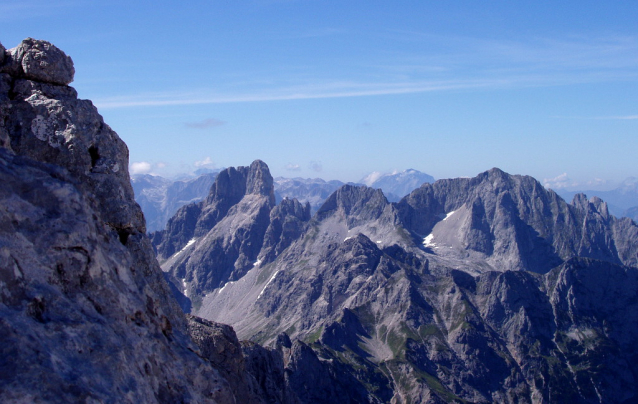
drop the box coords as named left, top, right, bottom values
left=0, top=38, right=74, bottom=85
left=187, top=315, right=265, bottom=404
left=0, top=38, right=239, bottom=404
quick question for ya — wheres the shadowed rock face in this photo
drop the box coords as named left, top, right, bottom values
left=0, top=38, right=239, bottom=404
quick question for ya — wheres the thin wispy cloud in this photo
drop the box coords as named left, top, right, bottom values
left=556, top=114, right=638, bottom=120
left=185, top=118, right=226, bottom=129
left=600, top=115, right=638, bottom=120
left=386, top=31, right=638, bottom=72
left=92, top=33, right=638, bottom=110
left=93, top=79, right=507, bottom=109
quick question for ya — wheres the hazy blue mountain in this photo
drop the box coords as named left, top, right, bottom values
left=132, top=172, right=219, bottom=232
left=360, top=169, right=435, bottom=201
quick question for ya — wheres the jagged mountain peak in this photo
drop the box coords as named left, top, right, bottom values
left=204, top=159, right=275, bottom=207
left=571, top=193, right=611, bottom=218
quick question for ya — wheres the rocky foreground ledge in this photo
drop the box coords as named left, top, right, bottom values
left=0, top=38, right=321, bottom=404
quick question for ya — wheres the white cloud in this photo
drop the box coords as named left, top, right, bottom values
left=543, top=173, right=577, bottom=190
left=595, top=115, right=638, bottom=120
left=361, top=171, right=384, bottom=186
left=130, top=161, right=152, bottom=175
left=194, top=157, right=215, bottom=168
left=285, top=163, right=301, bottom=171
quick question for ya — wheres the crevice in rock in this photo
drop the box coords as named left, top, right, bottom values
left=117, top=228, right=131, bottom=245
left=26, top=297, right=46, bottom=323
left=88, top=145, right=99, bottom=168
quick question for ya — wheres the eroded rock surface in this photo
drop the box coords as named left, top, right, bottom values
left=0, top=38, right=234, bottom=404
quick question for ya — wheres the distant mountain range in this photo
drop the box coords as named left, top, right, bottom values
left=133, top=168, right=435, bottom=232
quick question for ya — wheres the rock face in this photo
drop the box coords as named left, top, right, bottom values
left=167, top=157, right=638, bottom=402
left=1, top=38, right=74, bottom=85
left=0, top=38, right=242, bottom=404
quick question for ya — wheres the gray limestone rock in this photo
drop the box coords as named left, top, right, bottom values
left=5, top=38, right=74, bottom=85
left=260, top=198, right=311, bottom=264
left=187, top=315, right=265, bottom=404
left=0, top=38, right=237, bottom=404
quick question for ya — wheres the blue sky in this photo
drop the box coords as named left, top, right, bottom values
left=2, top=1, right=637, bottom=189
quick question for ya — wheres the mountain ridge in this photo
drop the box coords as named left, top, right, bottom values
left=155, top=159, right=638, bottom=403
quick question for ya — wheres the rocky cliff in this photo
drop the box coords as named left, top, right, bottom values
left=0, top=38, right=318, bottom=404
